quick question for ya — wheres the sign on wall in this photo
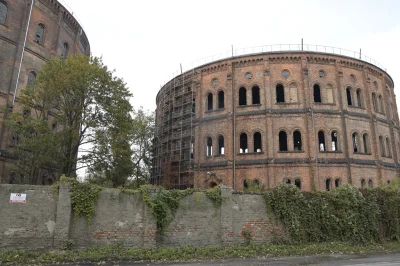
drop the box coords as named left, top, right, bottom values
left=9, top=193, right=27, bottom=203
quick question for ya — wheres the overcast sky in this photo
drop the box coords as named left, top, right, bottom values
left=59, top=0, right=400, bottom=111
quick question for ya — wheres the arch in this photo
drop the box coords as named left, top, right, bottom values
left=0, top=1, right=7, bottom=24
left=334, top=178, right=341, bottom=187
left=361, top=179, right=366, bottom=188
left=362, top=133, right=370, bottom=153
left=352, top=132, right=359, bottom=153
left=372, top=93, right=378, bottom=112
left=326, top=178, right=332, bottom=191
left=253, top=132, right=262, bottom=152
left=206, top=137, right=212, bottom=156
left=379, top=136, right=385, bottom=157
left=218, top=135, right=224, bottom=155
left=326, top=84, right=333, bottom=103
left=35, top=23, right=45, bottom=44
left=62, top=42, right=69, bottom=59
left=279, top=131, right=288, bottom=151
left=313, top=84, right=321, bottom=103
left=346, top=87, right=352, bottom=106
left=386, top=137, right=392, bottom=157
left=218, top=90, right=224, bottom=109
left=276, top=84, right=285, bottom=103
left=27, top=71, right=37, bottom=86
left=207, top=93, right=213, bottom=111
left=252, top=85, right=260, bottom=104
left=239, top=87, right=247, bottom=106
left=356, top=88, right=363, bottom=108
left=240, top=133, right=248, bottom=153
left=295, top=179, right=301, bottom=189
left=368, top=179, right=373, bottom=188
left=293, top=130, right=302, bottom=151
left=210, top=182, right=217, bottom=188
left=331, top=131, right=338, bottom=151
left=318, top=130, right=326, bottom=151
left=289, top=82, right=298, bottom=103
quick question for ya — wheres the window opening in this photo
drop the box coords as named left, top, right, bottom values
left=293, top=130, right=302, bottom=151
left=218, top=91, right=224, bottom=109
left=331, top=131, right=338, bottom=151
left=356, top=89, right=362, bottom=107
left=35, top=23, right=45, bottom=44
left=352, top=132, right=359, bottom=153
left=318, top=131, right=325, bottom=151
left=295, top=179, right=301, bottom=189
left=243, top=179, right=248, bottom=189
left=313, top=84, right=321, bottom=103
left=361, top=179, right=366, bottom=188
left=239, top=87, right=247, bottom=106
left=276, top=84, right=285, bottom=103
left=368, top=179, right=373, bottom=188
left=0, top=2, right=7, bottom=24
left=9, top=172, right=15, bottom=184
left=326, top=178, right=331, bottom=191
left=386, top=137, right=392, bottom=157
left=206, top=137, right=212, bottom=156
left=279, top=131, right=288, bottom=151
left=363, top=134, right=369, bottom=153
left=346, top=87, right=352, bottom=106
left=10, top=133, right=18, bottom=147
left=240, top=133, right=248, bottom=153
left=62, top=42, right=69, bottom=59
left=207, top=93, right=213, bottom=111
left=379, top=136, right=385, bottom=157
left=252, top=86, right=260, bottom=104
left=254, top=132, right=262, bottom=152
left=378, top=95, right=383, bottom=113
left=27, top=71, right=36, bottom=86
left=318, top=70, right=326, bottom=78
left=335, top=179, right=341, bottom=187
left=285, top=179, right=291, bottom=184
left=210, top=182, right=217, bottom=188
left=218, top=135, right=224, bottom=155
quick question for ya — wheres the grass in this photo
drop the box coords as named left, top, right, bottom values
left=1, top=242, right=400, bottom=265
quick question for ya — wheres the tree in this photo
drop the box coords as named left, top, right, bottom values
left=7, top=54, right=134, bottom=185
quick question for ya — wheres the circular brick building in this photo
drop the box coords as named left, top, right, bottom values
left=0, top=0, right=90, bottom=184
left=152, top=45, right=399, bottom=191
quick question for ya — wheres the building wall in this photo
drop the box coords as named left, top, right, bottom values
left=0, top=0, right=90, bottom=184
left=153, top=52, right=399, bottom=191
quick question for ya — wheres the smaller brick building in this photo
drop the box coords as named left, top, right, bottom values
left=152, top=47, right=399, bottom=191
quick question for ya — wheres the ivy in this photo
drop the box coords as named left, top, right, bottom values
left=204, top=185, right=223, bottom=207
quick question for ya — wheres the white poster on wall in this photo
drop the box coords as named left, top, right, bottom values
left=9, top=193, right=27, bottom=203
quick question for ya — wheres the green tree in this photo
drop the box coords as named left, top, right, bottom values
left=7, top=54, right=134, bottom=184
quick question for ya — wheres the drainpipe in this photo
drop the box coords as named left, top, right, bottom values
left=232, top=62, right=236, bottom=190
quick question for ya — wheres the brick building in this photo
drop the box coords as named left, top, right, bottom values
left=152, top=47, right=399, bottom=191
left=0, top=0, right=90, bottom=184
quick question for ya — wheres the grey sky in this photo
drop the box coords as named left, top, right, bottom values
left=60, top=0, right=400, bottom=111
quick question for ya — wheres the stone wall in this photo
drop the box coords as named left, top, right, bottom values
left=0, top=185, right=285, bottom=250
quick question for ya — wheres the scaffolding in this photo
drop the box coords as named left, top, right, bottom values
left=152, top=70, right=196, bottom=189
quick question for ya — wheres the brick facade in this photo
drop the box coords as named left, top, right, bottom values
left=152, top=51, right=399, bottom=191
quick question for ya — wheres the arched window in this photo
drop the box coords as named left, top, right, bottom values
left=254, top=132, right=262, bottom=152
left=35, top=23, right=45, bottom=44
left=10, top=132, right=18, bottom=147
left=372, top=93, right=378, bottom=112
left=295, top=179, right=301, bottom=189
left=335, top=179, right=341, bottom=187
left=363, top=133, right=370, bottom=153
left=352, top=132, right=359, bottom=153
left=379, top=136, right=385, bottom=157
left=206, top=137, right=212, bottom=156
left=361, top=179, right=366, bottom=188
left=313, top=84, right=321, bottom=103
left=279, top=131, right=288, bottom=151
left=9, top=172, right=16, bottom=184
left=62, top=42, right=69, bottom=59
left=239, top=87, right=247, bottom=106
left=240, top=133, right=248, bottom=153
left=284, top=178, right=291, bottom=184
left=276, top=84, right=285, bottom=103
left=386, top=137, right=392, bottom=157
left=318, top=131, right=325, bottom=151
left=326, top=84, right=333, bottom=103
left=346, top=87, right=352, bottom=106
left=207, top=93, right=213, bottom=111
left=218, top=135, right=224, bottom=155
left=0, top=1, right=7, bottom=24
left=293, top=130, right=302, bottom=151
left=368, top=179, right=373, bottom=188
left=331, top=131, right=338, bottom=151
left=326, top=178, right=332, bottom=191
left=378, top=95, right=384, bottom=113
left=218, top=91, right=224, bottom=109
left=356, top=89, right=362, bottom=107
left=252, top=85, right=260, bottom=104
left=27, top=71, right=36, bottom=86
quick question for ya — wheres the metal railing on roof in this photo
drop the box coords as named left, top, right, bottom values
left=161, top=44, right=387, bottom=87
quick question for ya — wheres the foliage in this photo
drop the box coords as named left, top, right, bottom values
left=2, top=242, right=400, bottom=265
left=204, top=185, right=223, bottom=207
left=263, top=183, right=379, bottom=243
left=241, top=229, right=252, bottom=246
left=244, top=179, right=266, bottom=193
left=7, top=54, right=134, bottom=184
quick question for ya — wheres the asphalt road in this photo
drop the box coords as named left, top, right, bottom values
left=43, top=252, right=400, bottom=266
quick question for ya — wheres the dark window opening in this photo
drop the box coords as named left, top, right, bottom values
left=379, top=136, right=385, bottom=157
left=356, top=89, right=362, bottom=107
left=352, top=132, right=359, bottom=153
left=243, top=179, right=248, bottom=189
left=295, top=179, right=301, bottom=189
left=331, top=131, right=338, bottom=151
left=10, top=133, right=18, bottom=147
left=313, top=84, right=321, bottom=103
left=361, top=179, right=366, bottom=188
left=27, top=71, right=36, bottom=87
left=207, top=137, right=212, bottom=156
left=252, top=86, right=260, bottom=104
left=35, top=23, right=45, bottom=44
left=240, top=133, right=248, bottom=153
left=9, top=172, right=15, bottom=184
left=210, top=182, right=217, bottom=188
left=62, top=42, right=69, bottom=60
left=0, top=2, right=7, bottom=24
left=254, top=132, right=262, bottom=152
left=318, top=131, right=325, bottom=151
left=326, top=178, right=332, bottom=191
left=285, top=179, right=291, bottom=184
left=335, top=179, right=341, bottom=187
left=279, top=131, right=288, bottom=151
left=368, top=179, right=373, bottom=188
left=218, top=135, right=224, bottom=155
left=293, top=131, right=302, bottom=151
left=47, top=178, right=53, bottom=185
left=253, top=179, right=260, bottom=185
left=218, top=91, right=224, bottom=109
left=346, top=87, right=352, bottom=106
left=276, top=84, right=285, bottom=103
left=239, top=87, right=247, bottom=106
left=207, top=93, right=213, bottom=111
left=363, top=134, right=369, bottom=153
